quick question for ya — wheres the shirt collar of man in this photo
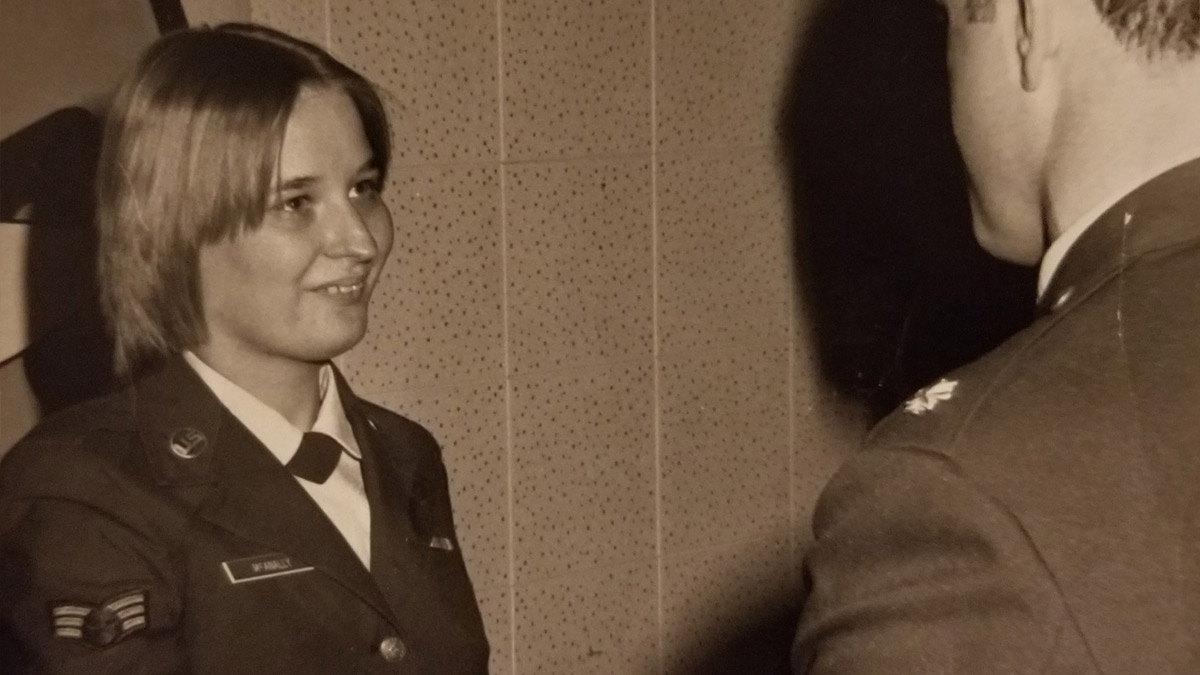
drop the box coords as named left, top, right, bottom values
left=182, top=351, right=362, bottom=465
left=1038, top=144, right=1200, bottom=299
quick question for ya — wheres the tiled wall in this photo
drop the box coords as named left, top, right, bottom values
left=241, top=0, right=867, bottom=672
left=280, top=0, right=862, bottom=671
left=0, top=0, right=867, bottom=670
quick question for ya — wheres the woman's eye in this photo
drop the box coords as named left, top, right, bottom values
left=278, top=194, right=311, bottom=212
left=351, top=178, right=382, bottom=199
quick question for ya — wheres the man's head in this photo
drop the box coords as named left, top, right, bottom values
left=1092, top=0, right=1200, bottom=57
left=96, top=23, right=391, bottom=375
left=938, top=0, right=1200, bottom=264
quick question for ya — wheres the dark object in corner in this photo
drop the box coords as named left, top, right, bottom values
left=1, top=107, right=115, bottom=414
left=0, top=107, right=101, bottom=228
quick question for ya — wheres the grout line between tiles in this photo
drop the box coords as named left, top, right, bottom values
left=493, top=1, right=517, bottom=673
left=788, top=285, right=798, bottom=588
left=323, top=0, right=331, bottom=49
left=649, top=1, right=663, bottom=674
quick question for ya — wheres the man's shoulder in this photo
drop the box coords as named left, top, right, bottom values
left=854, top=263, right=1189, bottom=528
left=865, top=328, right=1038, bottom=458
left=867, top=293, right=1140, bottom=465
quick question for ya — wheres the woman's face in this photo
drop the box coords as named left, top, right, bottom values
left=196, top=85, right=394, bottom=369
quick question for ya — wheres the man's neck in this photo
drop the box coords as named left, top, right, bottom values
left=1043, top=63, right=1200, bottom=243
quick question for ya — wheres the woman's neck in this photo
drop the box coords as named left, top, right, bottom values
left=190, top=343, right=323, bottom=429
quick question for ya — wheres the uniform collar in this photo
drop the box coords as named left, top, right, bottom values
left=1037, top=209, right=1101, bottom=299
left=181, top=351, right=361, bottom=466
left=130, top=356, right=401, bottom=623
left=1036, top=155, right=1200, bottom=316
left=133, top=356, right=226, bottom=486
left=134, top=355, right=363, bottom=487
left=1039, top=146, right=1200, bottom=300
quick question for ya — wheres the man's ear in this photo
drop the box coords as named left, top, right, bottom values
left=1017, top=0, right=1051, bottom=92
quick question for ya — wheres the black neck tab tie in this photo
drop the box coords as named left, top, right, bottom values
left=287, top=432, right=343, bottom=483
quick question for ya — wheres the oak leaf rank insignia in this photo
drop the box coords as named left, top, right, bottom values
left=904, top=378, right=959, bottom=415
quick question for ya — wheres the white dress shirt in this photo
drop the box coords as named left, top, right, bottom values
left=182, top=352, right=372, bottom=568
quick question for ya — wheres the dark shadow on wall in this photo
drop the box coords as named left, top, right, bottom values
left=682, top=611, right=798, bottom=675
left=782, top=0, right=1037, bottom=420
left=677, top=3, right=1037, bottom=672
left=664, top=602, right=799, bottom=675
left=1, top=107, right=116, bottom=416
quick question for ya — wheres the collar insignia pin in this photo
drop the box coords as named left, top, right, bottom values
left=169, top=427, right=208, bottom=459
left=904, top=378, right=958, bottom=416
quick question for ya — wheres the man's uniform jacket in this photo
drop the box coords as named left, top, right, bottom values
left=794, top=158, right=1200, bottom=673
left=0, top=357, right=489, bottom=674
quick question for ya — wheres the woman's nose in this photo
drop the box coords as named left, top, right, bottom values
left=326, top=199, right=379, bottom=261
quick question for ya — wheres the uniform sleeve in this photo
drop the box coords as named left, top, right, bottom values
left=1, top=496, right=185, bottom=675
left=793, top=446, right=1077, bottom=675
left=409, top=443, right=465, bottom=550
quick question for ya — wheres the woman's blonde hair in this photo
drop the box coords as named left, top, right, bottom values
left=96, top=23, right=391, bottom=375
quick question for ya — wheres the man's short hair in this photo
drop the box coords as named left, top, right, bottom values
left=1093, top=0, right=1200, bottom=57
left=96, top=23, right=391, bottom=375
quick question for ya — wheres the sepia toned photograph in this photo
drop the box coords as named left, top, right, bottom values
left=1, top=0, right=1196, bottom=673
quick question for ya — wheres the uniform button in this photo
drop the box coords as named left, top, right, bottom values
left=378, top=636, right=406, bottom=663
left=1052, top=287, right=1074, bottom=311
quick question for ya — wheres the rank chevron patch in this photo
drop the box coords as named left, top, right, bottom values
left=50, top=589, right=148, bottom=648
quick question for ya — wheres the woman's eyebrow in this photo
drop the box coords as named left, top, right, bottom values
left=278, top=158, right=378, bottom=190
left=277, top=176, right=317, bottom=191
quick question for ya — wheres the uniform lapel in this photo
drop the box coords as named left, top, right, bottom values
left=202, top=414, right=398, bottom=623
left=135, top=357, right=397, bottom=625
left=333, top=369, right=423, bottom=605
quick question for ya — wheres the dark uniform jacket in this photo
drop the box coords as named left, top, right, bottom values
left=794, top=157, right=1200, bottom=674
left=0, top=357, right=489, bottom=674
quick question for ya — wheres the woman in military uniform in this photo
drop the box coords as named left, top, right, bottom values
left=0, top=23, right=489, bottom=674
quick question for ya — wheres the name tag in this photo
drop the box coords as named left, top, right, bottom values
left=221, top=553, right=314, bottom=584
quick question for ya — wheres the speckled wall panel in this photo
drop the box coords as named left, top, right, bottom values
left=514, top=559, right=659, bottom=675
left=370, top=382, right=510, bottom=592
left=659, top=347, right=792, bottom=554
left=660, top=535, right=798, bottom=675
left=476, top=587, right=514, bottom=675
left=228, top=0, right=864, bottom=671
left=510, top=361, right=655, bottom=584
left=329, top=0, right=499, bottom=163
left=657, top=150, right=793, bottom=358
left=505, top=158, right=653, bottom=376
left=501, top=0, right=651, bottom=160
left=343, top=166, right=504, bottom=392
left=249, top=0, right=325, bottom=46
left=655, top=0, right=808, bottom=152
